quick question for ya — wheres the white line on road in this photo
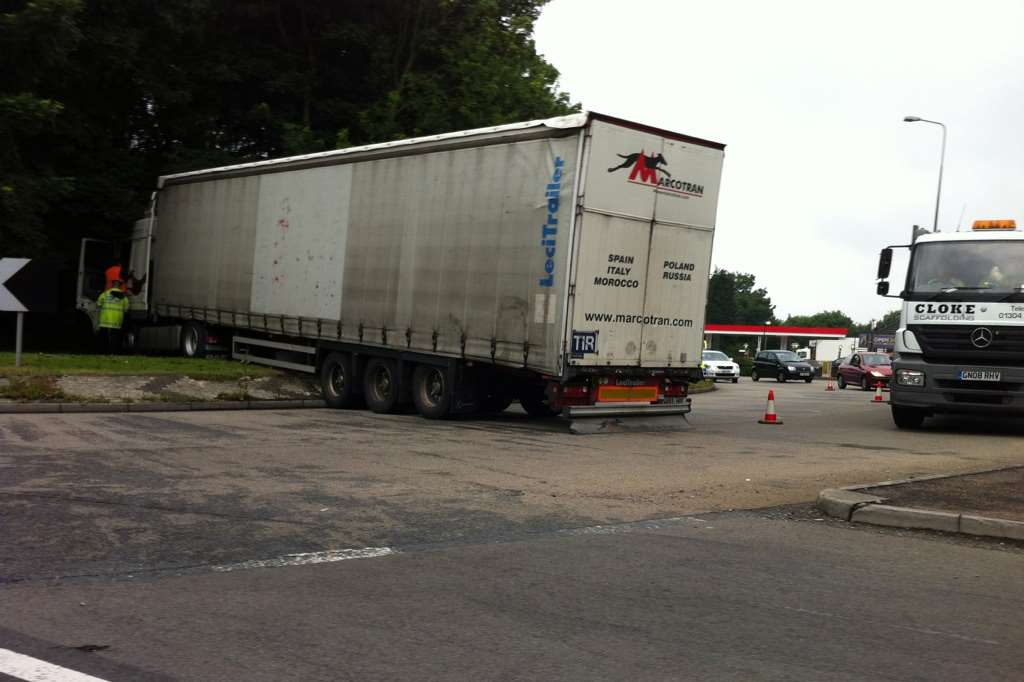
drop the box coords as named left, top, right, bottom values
left=212, top=546, right=396, bottom=572
left=0, top=648, right=110, bottom=682
left=781, top=606, right=1000, bottom=645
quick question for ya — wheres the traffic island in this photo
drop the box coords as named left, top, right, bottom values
left=818, top=466, right=1024, bottom=542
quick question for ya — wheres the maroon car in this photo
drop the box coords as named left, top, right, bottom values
left=837, top=352, right=892, bottom=391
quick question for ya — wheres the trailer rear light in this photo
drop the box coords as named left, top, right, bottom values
left=206, top=335, right=220, bottom=345
left=662, top=383, right=686, bottom=397
left=562, top=385, right=590, bottom=398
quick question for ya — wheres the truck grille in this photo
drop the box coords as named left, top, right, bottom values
left=909, top=325, right=1024, bottom=364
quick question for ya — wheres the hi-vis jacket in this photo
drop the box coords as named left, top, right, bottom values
left=97, top=288, right=130, bottom=329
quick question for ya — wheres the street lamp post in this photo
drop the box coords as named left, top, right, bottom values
left=903, top=116, right=947, bottom=232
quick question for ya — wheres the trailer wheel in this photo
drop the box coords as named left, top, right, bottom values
left=480, top=388, right=515, bottom=414
left=181, top=322, right=207, bottom=358
left=518, top=387, right=560, bottom=418
left=320, top=352, right=359, bottom=409
left=364, top=358, right=400, bottom=414
left=411, top=365, right=452, bottom=419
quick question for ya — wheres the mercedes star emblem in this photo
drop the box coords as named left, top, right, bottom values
left=970, top=327, right=994, bottom=349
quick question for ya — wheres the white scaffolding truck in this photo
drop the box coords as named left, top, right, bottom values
left=877, top=220, right=1024, bottom=428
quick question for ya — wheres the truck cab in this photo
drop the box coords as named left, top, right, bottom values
left=877, top=220, right=1024, bottom=428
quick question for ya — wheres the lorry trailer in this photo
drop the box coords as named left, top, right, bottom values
left=77, top=112, right=726, bottom=423
left=877, top=219, right=1024, bottom=428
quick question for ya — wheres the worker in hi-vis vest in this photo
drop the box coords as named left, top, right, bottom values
left=97, top=279, right=131, bottom=353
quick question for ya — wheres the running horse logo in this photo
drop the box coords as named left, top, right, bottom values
left=607, top=151, right=671, bottom=185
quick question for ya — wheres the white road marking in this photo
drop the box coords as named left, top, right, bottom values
left=781, top=606, right=1000, bottom=645
left=212, top=547, right=395, bottom=572
left=0, top=648, right=110, bottom=682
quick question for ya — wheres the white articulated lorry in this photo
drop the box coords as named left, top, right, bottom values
left=76, top=112, right=725, bottom=423
left=876, top=220, right=1024, bottom=429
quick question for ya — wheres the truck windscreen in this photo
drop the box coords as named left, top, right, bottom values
left=909, top=241, right=1024, bottom=297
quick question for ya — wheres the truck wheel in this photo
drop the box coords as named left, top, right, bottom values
left=891, top=405, right=925, bottom=429
left=363, top=358, right=400, bottom=414
left=751, top=370, right=759, bottom=382
left=320, top=352, right=359, bottom=409
left=181, top=322, right=207, bottom=358
left=411, top=365, right=452, bottom=419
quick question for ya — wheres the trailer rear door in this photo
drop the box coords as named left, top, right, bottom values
left=567, top=118, right=723, bottom=369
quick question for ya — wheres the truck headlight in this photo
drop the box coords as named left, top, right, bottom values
left=896, top=369, right=924, bottom=386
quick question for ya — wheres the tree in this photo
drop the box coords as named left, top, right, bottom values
left=782, top=310, right=854, bottom=330
left=0, top=0, right=577, bottom=265
left=874, top=309, right=901, bottom=331
left=705, top=269, right=776, bottom=325
left=0, top=0, right=83, bottom=256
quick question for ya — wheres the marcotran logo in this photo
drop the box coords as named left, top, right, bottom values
left=539, top=156, right=565, bottom=287
left=607, top=150, right=704, bottom=197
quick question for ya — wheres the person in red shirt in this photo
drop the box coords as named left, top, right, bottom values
left=105, top=261, right=146, bottom=294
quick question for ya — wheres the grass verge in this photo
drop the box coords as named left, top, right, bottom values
left=689, top=379, right=716, bottom=394
left=0, top=376, right=67, bottom=402
left=0, top=353, right=279, bottom=380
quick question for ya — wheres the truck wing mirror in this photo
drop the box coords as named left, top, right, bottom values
left=877, top=248, right=893, bottom=279
left=876, top=281, right=890, bottom=296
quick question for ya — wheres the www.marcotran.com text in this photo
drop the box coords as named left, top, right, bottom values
left=583, top=312, right=693, bottom=327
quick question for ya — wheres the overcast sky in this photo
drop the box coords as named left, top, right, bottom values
left=535, top=0, right=1024, bottom=324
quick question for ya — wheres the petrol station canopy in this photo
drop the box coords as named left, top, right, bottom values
left=704, top=324, right=849, bottom=338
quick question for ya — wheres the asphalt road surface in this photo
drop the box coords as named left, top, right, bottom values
left=2, top=379, right=1023, bottom=680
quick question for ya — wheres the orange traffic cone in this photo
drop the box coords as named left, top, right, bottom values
left=759, top=389, right=784, bottom=424
left=825, top=375, right=835, bottom=391
left=872, top=381, right=885, bottom=403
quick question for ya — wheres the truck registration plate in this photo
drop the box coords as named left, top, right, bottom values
left=959, top=370, right=1001, bottom=381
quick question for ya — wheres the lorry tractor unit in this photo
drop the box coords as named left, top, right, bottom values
left=76, top=113, right=726, bottom=425
left=876, top=219, right=1024, bottom=429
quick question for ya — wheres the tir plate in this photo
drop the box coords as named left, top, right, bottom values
left=959, top=369, right=1002, bottom=381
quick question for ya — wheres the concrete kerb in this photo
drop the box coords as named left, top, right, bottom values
left=818, top=465, right=1024, bottom=541
left=816, top=489, right=886, bottom=522
left=0, top=400, right=325, bottom=415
